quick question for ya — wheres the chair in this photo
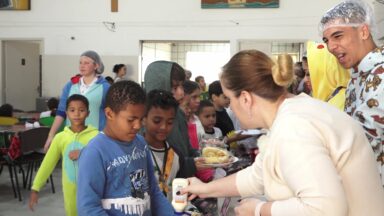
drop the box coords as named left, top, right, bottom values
left=0, top=117, right=19, bottom=126
left=11, top=127, right=55, bottom=201
left=0, top=130, right=22, bottom=200
left=0, top=131, right=13, bottom=153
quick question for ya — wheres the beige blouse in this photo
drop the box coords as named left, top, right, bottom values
left=236, top=94, right=384, bottom=216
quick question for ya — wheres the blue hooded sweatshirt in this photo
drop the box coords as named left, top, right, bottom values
left=77, top=133, right=174, bottom=216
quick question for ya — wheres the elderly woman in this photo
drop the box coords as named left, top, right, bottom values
left=182, top=50, right=384, bottom=216
left=44, top=50, right=110, bottom=151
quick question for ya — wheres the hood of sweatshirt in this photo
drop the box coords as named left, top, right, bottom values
left=144, top=61, right=173, bottom=93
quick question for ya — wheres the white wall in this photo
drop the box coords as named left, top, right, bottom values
left=373, top=1, right=384, bottom=41
left=0, top=0, right=381, bottom=99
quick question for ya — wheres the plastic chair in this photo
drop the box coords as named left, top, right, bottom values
left=11, top=127, right=55, bottom=201
left=0, top=131, right=21, bottom=200
left=0, top=117, right=19, bottom=126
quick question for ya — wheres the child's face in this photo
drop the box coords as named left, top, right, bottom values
left=66, top=100, right=89, bottom=127
left=144, top=107, right=176, bottom=144
left=180, top=98, right=192, bottom=120
left=189, top=88, right=201, bottom=113
left=79, top=56, right=98, bottom=77
left=212, top=93, right=230, bottom=109
left=171, top=80, right=184, bottom=102
left=105, top=103, right=145, bottom=142
left=198, top=106, right=216, bottom=131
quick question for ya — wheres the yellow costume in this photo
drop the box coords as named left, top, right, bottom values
left=307, top=41, right=350, bottom=110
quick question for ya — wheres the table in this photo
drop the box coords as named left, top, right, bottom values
left=0, top=125, right=27, bottom=134
left=217, top=156, right=253, bottom=216
left=13, top=112, right=40, bottom=123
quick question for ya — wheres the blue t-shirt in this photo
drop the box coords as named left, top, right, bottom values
left=77, top=133, right=174, bottom=216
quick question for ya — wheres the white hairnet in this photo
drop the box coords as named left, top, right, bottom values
left=319, top=0, right=375, bottom=34
left=80, top=50, right=104, bottom=74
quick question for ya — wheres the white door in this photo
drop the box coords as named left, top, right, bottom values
left=4, top=41, right=40, bottom=111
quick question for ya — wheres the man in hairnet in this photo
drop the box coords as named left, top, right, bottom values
left=321, top=0, right=384, bottom=186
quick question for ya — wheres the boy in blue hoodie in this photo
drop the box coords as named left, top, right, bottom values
left=77, top=80, right=174, bottom=216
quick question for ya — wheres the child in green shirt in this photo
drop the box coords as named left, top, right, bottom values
left=28, top=94, right=99, bottom=216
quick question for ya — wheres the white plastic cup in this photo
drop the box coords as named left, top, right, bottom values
left=33, top=122, right=40, bottom=128
left=25, top=122, right=34, bottom=129
left=214, top=168, right=227, bottom=180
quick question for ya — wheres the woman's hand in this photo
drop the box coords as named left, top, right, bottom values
left=69, top=149, right=81, bottom=161
left=28, top=190, right=39, bottom=211
left=43, top=135, right=53, bottom=152
left=181, top=177, right=208, bottom=200
left=195, top=157, right=211, bottom=171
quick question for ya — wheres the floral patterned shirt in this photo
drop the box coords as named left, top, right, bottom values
left=345, top=45, right=384, bottom=185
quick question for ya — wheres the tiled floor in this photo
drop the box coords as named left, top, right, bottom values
left=0, top=166, right=65, bottom=216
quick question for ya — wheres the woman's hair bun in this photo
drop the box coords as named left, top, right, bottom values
left=271, top=54, right=294, bottom=87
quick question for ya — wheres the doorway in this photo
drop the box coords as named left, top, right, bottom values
left=1, top=40, right=41, bottom=111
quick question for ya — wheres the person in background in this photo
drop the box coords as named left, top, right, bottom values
left=144, top=60, right=201, bottom=178
left=321, top=0, right=384, bottom=186
left=301, top=56, right=312, bottom=95
left=0, top=103, right=14, bottom=117
left=185, top=70, right=192, bottom=80
left=182, top=50, right=384, bottom=216
left=112, top=64, right=127, bottom=82
left=44, top=50, right=110, bottom=152
left=185, top=99, right=217, bottom=216
left=208, top=80, right=232, bottom=137
left=182, top=80, right=205, bottom=148
left=0, top=103, right=18, bottom=126
left=143, top=89, right=183, bottom=201
left=197, top=100, right=222, bottom=139
left=288, top=62, right=305, bottom=95
left=209, top=80, right=249, bottom=147
left=179, top=98, right=192, bottom=128
left=195, top=76, right=209, bottom=101
left=77, top=80, right=173, bottom=216
left=105, top=76, right=114, bottom=85
left=29, top=94, right=99, bottom=216
left=40, top=97, right=59, bottom=118
left=307, top=41, right=350, bottom=110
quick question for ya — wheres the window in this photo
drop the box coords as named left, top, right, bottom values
left=271, top=42, right=304, bottom=62
left=140, top=41, right=230, bottom=85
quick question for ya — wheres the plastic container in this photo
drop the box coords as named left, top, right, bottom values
left=172, top=178, right=189, bottom=213
left=214, top=168, right=227, bottom=180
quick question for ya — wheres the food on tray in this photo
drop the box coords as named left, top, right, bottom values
left=201, top=138, right=227, bottom=148
left=202, top=146, right=230, bottom=164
